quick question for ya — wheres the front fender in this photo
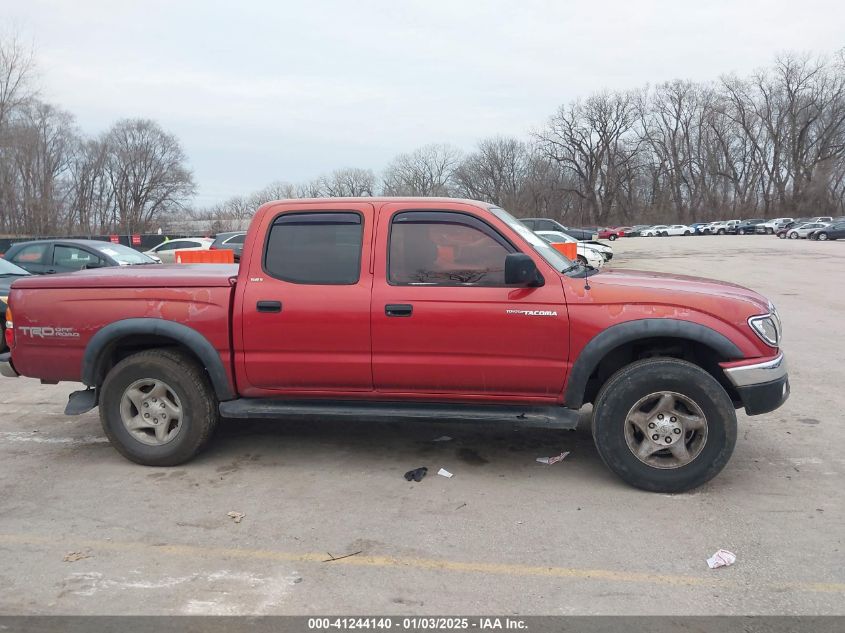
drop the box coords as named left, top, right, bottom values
left=563, top=318, right=743, bottom=408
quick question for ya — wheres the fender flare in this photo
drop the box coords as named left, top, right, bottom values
left=81, top=318, right=234, bottom=400
left=563, top=318, right=743, bottom=408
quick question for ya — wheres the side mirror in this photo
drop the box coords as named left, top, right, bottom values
left=505, top=253, right=543, bottom=286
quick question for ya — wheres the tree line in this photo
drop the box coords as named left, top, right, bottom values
left=3, top=31, right=844, bottom=237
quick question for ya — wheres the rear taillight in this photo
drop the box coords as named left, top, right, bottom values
left=4, top=307, right=13, bottom=349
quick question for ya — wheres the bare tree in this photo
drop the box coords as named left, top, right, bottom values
left=322, top=167, right=375, bottom=197
left=381, top=143, right=462, bottom=196
left=104, top=119, right=195, bottom=232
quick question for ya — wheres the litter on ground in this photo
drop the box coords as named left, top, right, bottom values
left=63, top=551, right=90, bottom=562
left=404, top=467, right=428, bottom=482
left=437, top=468, right=454, bottom=478
left=536, top=451, right=570, bottom=465
left=226, top=511, right=246, bottom=524
left=706, top=549, right=737, bottom=569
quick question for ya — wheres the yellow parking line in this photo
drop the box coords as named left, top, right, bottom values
left=1, top=533, right=843, bottom=594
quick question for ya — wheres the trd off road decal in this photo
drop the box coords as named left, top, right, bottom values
left=18, top=326, right=80, bottom=338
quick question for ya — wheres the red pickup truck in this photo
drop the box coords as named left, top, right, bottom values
left=0, top=198, right=788, bottom=492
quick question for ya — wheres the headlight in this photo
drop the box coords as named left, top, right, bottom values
left=748, top=305, right=781, bottom=347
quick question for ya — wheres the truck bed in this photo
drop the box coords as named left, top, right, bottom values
left=8, top=265, right=237, bottom=386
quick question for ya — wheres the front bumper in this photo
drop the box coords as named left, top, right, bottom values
left=723, top=352, right=789, bottom=415
left=0, top=352, right=19, bottom=378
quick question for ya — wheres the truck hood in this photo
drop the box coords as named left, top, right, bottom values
left=581, top=268, right=771, bottom=317
left=10, top=264, right=238, bottom=289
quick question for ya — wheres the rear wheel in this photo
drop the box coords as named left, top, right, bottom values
left=766, top=228, right=774, bottom=234
left=591, top=358, right=736, bottom=493
left=99, top=349, right=219, bottom=466
left=684, top=230, right=691, bottom=236
left=608, top=234, right=617, bottom=241
left=778, top=232, right=786, bottom=239
left=718, top=229, right=726, bottom=235
left=789, top=232, right=799, bottom=239
left=818, top=232, right=828, bottom=241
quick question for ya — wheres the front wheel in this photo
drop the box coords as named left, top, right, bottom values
left=818, top=232, right=828, bottom=241
left=767, top=228, right=774, bottom=234
left=99, top=349, right=220, bottom=466
left=608, top=234, right=617, bottom=241
left=738, top=229, right=746, bottom=235
left=778, top=232, right=786, bottom=239
left=684, top=230, right=691, bottom=236
left=591, top=358, right=737, bottom=493
left=718, top=229, right=726, bottom=235
left=789, top=232, right=799, bottom=239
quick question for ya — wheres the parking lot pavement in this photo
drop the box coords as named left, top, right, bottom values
left=0, top=235, right=843, bottom=615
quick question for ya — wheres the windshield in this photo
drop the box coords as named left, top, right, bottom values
left=488, top=206, right=576, bottom=273
left=91, top=242, right=157, bottom=265
left=0, top=258, right=30, bottom=276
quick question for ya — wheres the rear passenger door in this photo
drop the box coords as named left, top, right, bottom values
left=239, top=203, right=375, bottom=392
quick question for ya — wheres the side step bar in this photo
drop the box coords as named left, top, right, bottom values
left=219, top=399, right=581, bottom=430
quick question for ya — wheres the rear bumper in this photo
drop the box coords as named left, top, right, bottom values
left=723, top=352, right=789, bottom=416
left=0, top=352, right=19, bottom=378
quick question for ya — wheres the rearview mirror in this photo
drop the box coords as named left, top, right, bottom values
left=505, top=253, right=543, bottom=286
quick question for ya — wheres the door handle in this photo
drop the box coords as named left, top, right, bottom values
left=45, top=269, right=57, bottom=274
left=385, top=304, right=413, bottom=317
left=256, top=300, right=282, bottom=313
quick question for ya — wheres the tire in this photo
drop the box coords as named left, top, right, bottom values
left=818, top=232, right=828, bottom=241
left=738, top=228, right=746, bottom=235
left=591, top=358, right=737, bottom=493
left=684, top=230, right=691, bottom=236
left=661, top=232, right=668, bottom=237
left=778, top=233, right=786, bottom=239
left=767, top=228, right=774, bottom=234
left=608, top=234, right=617, bottom=241
left=99, top=349, right=220, bottom=466
left=789, top=232, right=799, bottom=239
left=718, top=229, right=726, bottom=235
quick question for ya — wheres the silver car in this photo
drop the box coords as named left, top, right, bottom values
left=787, top=222, right=830, bottom=239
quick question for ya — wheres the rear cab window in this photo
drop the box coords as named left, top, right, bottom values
left=264, top=212, right=363, bottom=285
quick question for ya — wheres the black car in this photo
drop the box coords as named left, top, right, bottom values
left=809, top=221, right=845, bottom=241
left=3, top=239, right=157, bottom=274
left=735, top=219, right=765, bottom=235
left=210, top=231, right=246, bottom=261
left=519, top=218, right=598, bottom=241
left=0, top=258, right=31, bottom=352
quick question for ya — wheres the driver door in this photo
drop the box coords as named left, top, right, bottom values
left=371, top=203, right=568, bottom=399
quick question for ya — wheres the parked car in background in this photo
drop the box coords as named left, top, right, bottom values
left=1, top=259, right=31, bottom=352
left=808, top=220, right=845, bottom=241
left=807, top=216, right=833, bottom=223
left=756, top=218, right=793, bottom=234
left=598, top=227, right=625, bottom=241
left=536, top=230, right=611, bottom=266
left=630, top=224, right=652, bottom=235
left=689, top=223, right=711, bottom=235
left=3, top=239, right=158, bottom=274
left=519, top=218, right=598, bottom=241
left=210, top=232, right=246, bottom=261
left=775, top=221, right=802, bottom=239
left=736, top=219, right=765, bottom=235
left=709, top=220, right=740, bottom=235
left=144, top=238, right=214, bottom=263
left=787, top=222, right=830, bottom=239
left=641, top=224, right=693, bottom=237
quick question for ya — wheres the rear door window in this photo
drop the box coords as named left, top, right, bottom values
left=11, top=244, right=48, bottom=265
left=264, top=212, right=363, bottom=284
left=53, top=245, right=105, bottom=270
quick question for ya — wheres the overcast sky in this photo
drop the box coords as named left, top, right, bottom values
left=4, top=0, right=844, bottom=206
